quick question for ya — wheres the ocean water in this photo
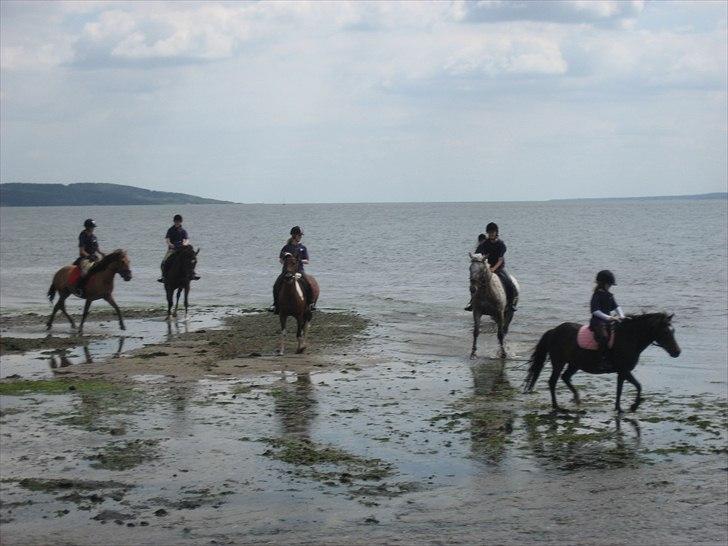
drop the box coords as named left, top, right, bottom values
left=1, top=199, right=726, bottom=390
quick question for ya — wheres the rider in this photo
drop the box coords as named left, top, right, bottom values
left=269, top=226, right=314, bottom=314
left=76, top=219, right=105, bottom=293
left=469, top=222, right=517, bottom=312
left=590, top=270, right=625, bottom=370
left=157, top=214, right=200, bottom=283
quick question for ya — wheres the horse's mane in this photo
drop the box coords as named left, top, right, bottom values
left=622, top=312, right=671, bottom=330
left=90, top=249, right=126, bottom=273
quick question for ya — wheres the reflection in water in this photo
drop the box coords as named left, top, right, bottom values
left=166, top=318, right=189, bottom=342
left=468, top=360, right=515, bottom=464
left=521, top=411, right=642, bottom=470
left=49, top=337, right=126, bottom=372
left=273, top=372, right=317, bottom=438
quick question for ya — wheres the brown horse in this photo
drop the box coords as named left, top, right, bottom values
left=46, top=250, right=132, bottom=334
left=277, top=253, right=319, bottom=355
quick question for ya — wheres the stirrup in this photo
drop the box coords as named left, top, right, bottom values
left=464, top=304, right=472, bottom=311
left=157, top=278, right=165, bottom=283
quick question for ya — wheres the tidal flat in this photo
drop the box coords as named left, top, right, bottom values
left=0, top=307, right=726, bottom=545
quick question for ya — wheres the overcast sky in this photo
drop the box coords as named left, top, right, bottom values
left=1, top=1, right=726, bottom=203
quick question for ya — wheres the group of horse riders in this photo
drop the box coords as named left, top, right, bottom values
left=73, top=215, right=622, bottom=364
left=73, top=217, right=315, bottom=314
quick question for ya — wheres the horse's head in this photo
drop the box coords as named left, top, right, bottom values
left=651, top=313, right=681, bottom=358
left=468, top=252, right=490, bottom=288
left=107, top=249, right=132, bottom=281
left=178, top=245, right=199, bottom=278
left=282, top=253, right=299, bottom=281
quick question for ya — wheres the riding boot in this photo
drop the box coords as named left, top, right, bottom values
left=158, top=262, right=166, bottom=283
left=464, top=297, right=473, bottom=312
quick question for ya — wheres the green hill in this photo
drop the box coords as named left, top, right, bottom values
left=0, top=183, right=232, bottom=207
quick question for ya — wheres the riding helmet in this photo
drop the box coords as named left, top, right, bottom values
left=290, top=226, right=303, bottom=236
left=486, top=222, right=498, bottom=234
left=173, top=214, right=183, bottom=222
left=84, top=219, right=96, bottom=229
left=596, top=270, right=616, bottom=286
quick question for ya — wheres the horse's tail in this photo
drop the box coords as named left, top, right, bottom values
left=523, top=328, right=553, bottom=393
left=47, top=283, right=56, bottom=302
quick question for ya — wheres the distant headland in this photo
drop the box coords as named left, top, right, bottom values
left=550, top=192, right=727, bottom=202
left=0, top=183, right=233, bottom=207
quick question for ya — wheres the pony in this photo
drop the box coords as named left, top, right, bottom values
left=523, top=312, right=681, bottom=413
left=162, top=245, right=199, bottom=320
left=469, top=252, right=519, bottom=358
left=46, top=249, right=132, bottom=334
left=276, top=253, right=319, bottom=355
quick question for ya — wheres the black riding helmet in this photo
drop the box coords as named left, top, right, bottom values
left=173, top=214, right=183, bottom=223
left=486, top=222, right=498, bottom=234
left=596, top=270, right=616, bottom=286
left=290, top=226, right=303, bottom=236
left=84, top=219, right=96, bottom=229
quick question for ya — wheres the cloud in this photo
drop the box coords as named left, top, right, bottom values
left=456, top=0, right=645, bottom=28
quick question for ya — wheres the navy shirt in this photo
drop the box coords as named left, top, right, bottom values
left=78, top=230, right=98, bottom=257
left=280, top=243, right=309, bottom=273
left=590, top=289, right=618, bottom=328
left=166, top=226, right=189, bottom=249
left=476, top=239, right=506, bottom=269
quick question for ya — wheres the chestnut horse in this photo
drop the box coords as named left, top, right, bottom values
left=277, top=253, right=319, bottom=355
left=46, top=249, right=132, bottom=334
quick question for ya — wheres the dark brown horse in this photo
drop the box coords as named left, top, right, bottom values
left=276, top=253, right=319, bottom=355
left=523, top=313, right=681, bottom=413
left=46, top=250, right=132, bottom=334
left=163, top=245, right=199, bottom=320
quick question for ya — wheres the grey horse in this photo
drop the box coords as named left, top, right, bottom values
left=469, top=252, right=519, bottom=358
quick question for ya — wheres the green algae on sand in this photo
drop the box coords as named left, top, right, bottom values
left=0, top=378, right=123, bottom=396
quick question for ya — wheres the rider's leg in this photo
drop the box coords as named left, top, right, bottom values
left=158, top=250, right=174, bottom=282
left=301, top=276, right=315, bottom=309
left=269, top=273, right=284, bottom=313
left=497, top=269, right=516, bottom=311
left=592, top=324, right=611, bottom=372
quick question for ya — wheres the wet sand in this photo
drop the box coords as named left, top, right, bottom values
left=1, top=308, right=726, bottom=545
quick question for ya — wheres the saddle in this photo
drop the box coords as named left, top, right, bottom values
left=577, top=325, right=615, bottom=351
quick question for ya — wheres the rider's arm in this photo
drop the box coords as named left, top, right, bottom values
left=300, top=246, right=309, bottom=265
left=182, top=238, right=189, bottom=246
left=166, top=238, right=174, bottom=249
left=592, top=310, right=613, bottom=321
left=79, top=245, right=90, bottom=257
left=615, top=306, right=625, bottom=318
left=490, top=257, right=503, bottom=272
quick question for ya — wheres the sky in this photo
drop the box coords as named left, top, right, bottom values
left=1, top=0, right=726, bottom=203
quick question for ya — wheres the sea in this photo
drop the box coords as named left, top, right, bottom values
left=1, top=199, right=727, bottom=392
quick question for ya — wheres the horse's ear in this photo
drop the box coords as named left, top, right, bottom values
left=468, top=252, right=474, bottom=259
left=195, top=248, right=200, bottom=255
left=667, top=313, right=674, bottom=322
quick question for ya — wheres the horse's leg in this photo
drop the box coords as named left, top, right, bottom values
left=277, top=315, right=287, bottom=356
left=183, top=284, right=189, bottom=318
left=615, top=372, right=626, bottom=413
left=624, top=371, right=643, bottom=412
left=173, top=288, right=182, bottom=317
left=78, top=299, right=92, bottom=334
left=59, top=295, right=76, bottom=329
left=165, top=286, right=173, bottom=320
left=561, top=364, right=581, bottom=405
left=296, top=316, right=306, bottom=354
left=471, top=311, right=480, bottom=358
left=104, top=294, right=125, bottom=331
left=46, top=295, right=64, bottom=331
left=548, top=360, right=566, bottom=412
left=496, top=312, right=506, bottom=359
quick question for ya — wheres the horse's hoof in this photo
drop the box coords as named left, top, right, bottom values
left=46, top=324, right=52, bottom=331
left=629, top=403, right=640, bottom=412
left=120, top=325, right=126, bottom=331
left=296, top=347, right=306, bottom=354
left=470, top=353, right=476, bottom=360
left=615, top=407, right=624, bottom=414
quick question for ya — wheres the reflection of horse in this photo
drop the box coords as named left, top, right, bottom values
left=273, top=372, right=317, bottom=436
left=468, top=253, right=519, bottom=358
left=469, top=360, right=515, bottom=463
left=47, top=250, right=132, bottom=334
left=523, top=313, right=681, bottom=413
left=163, top=246, right=199, bottom=320
left=276, top=254, right=319, bottom=355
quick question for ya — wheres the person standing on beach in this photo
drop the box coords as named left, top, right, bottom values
left=269, top=226, right=314, bottom=314
left=158, top=214, right=200, bottom=283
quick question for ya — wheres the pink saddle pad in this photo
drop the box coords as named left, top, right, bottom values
left=577, top=325, right=614, bottom=350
